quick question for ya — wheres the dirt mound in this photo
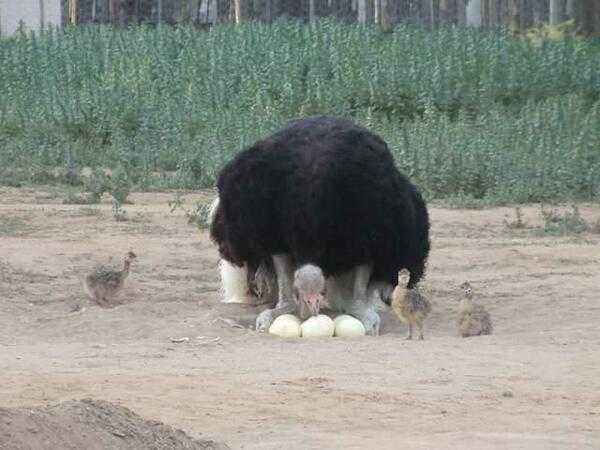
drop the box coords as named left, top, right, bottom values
left=0, top=399, right=229, bottom=450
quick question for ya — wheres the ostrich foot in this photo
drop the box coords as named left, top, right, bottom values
left=348, top=307, right=380, bottom=336
left=255, top=309, right=276, bottom=332
left=255, top=303, right=295, bottom=332
left=255, top=253, right=297, bottom=333
left=345, top=264, right=379, bottom=335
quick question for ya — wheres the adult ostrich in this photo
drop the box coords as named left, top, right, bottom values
left=210, top=116, right=430, bottom=335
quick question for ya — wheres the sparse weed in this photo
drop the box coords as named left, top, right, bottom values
left=83, top=169, right=109, bottom=203
left=112, top=198, right=127, bottom=222
left=76, top=206, right=102, bottom=217
left=63, top=192, right=100, bottom=205
left=0, top=215, right=32, bottom=237
left=443, top=194, right=490, bottom=210
left=538, top=204, right=589, bottom=235
left=168, top=193, right=212, bottom=229
left=187, top=201, right=214, bottom=229
left=590, top=218, right=600, bottom=234
left=504, top=207, right=528, bottom=230
left=107, top=166, right=132, bottom=205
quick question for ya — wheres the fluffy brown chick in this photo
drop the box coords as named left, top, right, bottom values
left=84, top=251, right=137, bottom=307
left=457, top=281, right=493, bottom=337
left=391, top=269, right=431, bottom=340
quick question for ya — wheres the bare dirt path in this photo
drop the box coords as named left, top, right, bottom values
left=1, top=186, right=599, bottom=449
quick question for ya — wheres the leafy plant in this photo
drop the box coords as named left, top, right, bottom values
left=83, top=169, right=109, bottom=203
left=107, top=166, right=132, bottom=205
left=112, top=197, right=127, bottom=222
left=504, top=207, right=527, bottom=229
left=63, top=192, right=98, bottom=205
left=539, top=204, right=589, bottom=235
left=169, top=193, right=213, bottom=229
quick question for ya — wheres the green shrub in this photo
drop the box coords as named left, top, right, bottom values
left=1, top=22, right=599, bottom=204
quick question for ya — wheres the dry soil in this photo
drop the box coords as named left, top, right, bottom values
left=1, top=186, right=599, bottom=449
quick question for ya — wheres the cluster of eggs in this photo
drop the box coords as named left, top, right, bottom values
left=268, top=314, right=366, bottom=338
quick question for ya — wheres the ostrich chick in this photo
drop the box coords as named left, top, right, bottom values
left=457, top=281, right=493, bottom=337
left=293, top=264, right=326, bottom=320
left=84, top=251, right=137, bottom=307
left=391, top=269, right=431, bottom=340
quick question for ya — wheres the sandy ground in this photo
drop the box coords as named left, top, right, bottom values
left=0, top=186, right=599, bottom=450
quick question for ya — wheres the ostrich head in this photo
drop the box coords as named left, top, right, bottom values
left=293, top=264, right=326, bottom=319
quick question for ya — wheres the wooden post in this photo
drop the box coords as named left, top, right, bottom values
left=481, top=0, right=489, bottom=26
left=68, top=0, right=77, bottom=24
left=581, top=0, right=599, bottom=35
left=309, top=0, right=317, bottom=23
left=380, top=0, right=393, bottom=31
left=466, top=0, right=482, bottom=26
left=233, top=0, right=246, bottom=23
left=508, top=0, right=520, bottom=33
left=430, top=0, right=437, bottom=26
left=439, top=0, right=447, bottom=23
left=456, top=0, right=467, bottom=24
left=549, top=0, right=561, bottom=25
left=39, top=0, right=46, bottom=28
left=358, top=0, right=373, bottom=24
left=420, top=0, right=431, bottom=26
left=565, top=0, right=576, bottom=19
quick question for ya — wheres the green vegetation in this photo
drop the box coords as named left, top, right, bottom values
left=0, top=215, right=33, bottom=237
left=539, top=204, right=595, bottom=235
left=503, top=204, right=600, bottom=235
left=504, top=207, right=527, bottom=230
left=169, top=193, right=214, bottom=229
left=1, top=22, right=599, bottom=203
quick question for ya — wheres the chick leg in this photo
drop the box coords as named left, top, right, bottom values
left=345, top=264, right=380, bottom=336
left=417, top=321, right=424, bottom=340
left=406, top=323, right=413, bottom=340
left=255, top=254, right=296, bottom=332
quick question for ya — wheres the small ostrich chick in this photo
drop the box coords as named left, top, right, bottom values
left=84, top=251, right=137, bottom=307
left=457, top=281, right=493, bottom=337
left=391, top=269, right=431, bottom=340
left=294, top=264, right=326, bottom=319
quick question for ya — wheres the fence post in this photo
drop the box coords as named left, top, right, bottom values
left=549, top=0, right=562, bottom=25
left=68, top=0, right=77, bottom=24
left=357, top=0, right=373, bottom=24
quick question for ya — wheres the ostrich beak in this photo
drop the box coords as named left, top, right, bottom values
left=304, top=293, right=322, bottom=316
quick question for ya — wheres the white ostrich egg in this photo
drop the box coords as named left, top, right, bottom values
left=269, top=314, right=302, bottom=338
left=300, top=315, right=335, bottom=338
left=334, top=315, right=366, bottom=337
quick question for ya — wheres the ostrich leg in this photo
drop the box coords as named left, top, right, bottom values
left=255, top=254, right=296, bottom=332
left=345, top=263, right=381, bottom=336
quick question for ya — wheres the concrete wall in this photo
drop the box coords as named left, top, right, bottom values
left=0, top=0, right=62, bottom=37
